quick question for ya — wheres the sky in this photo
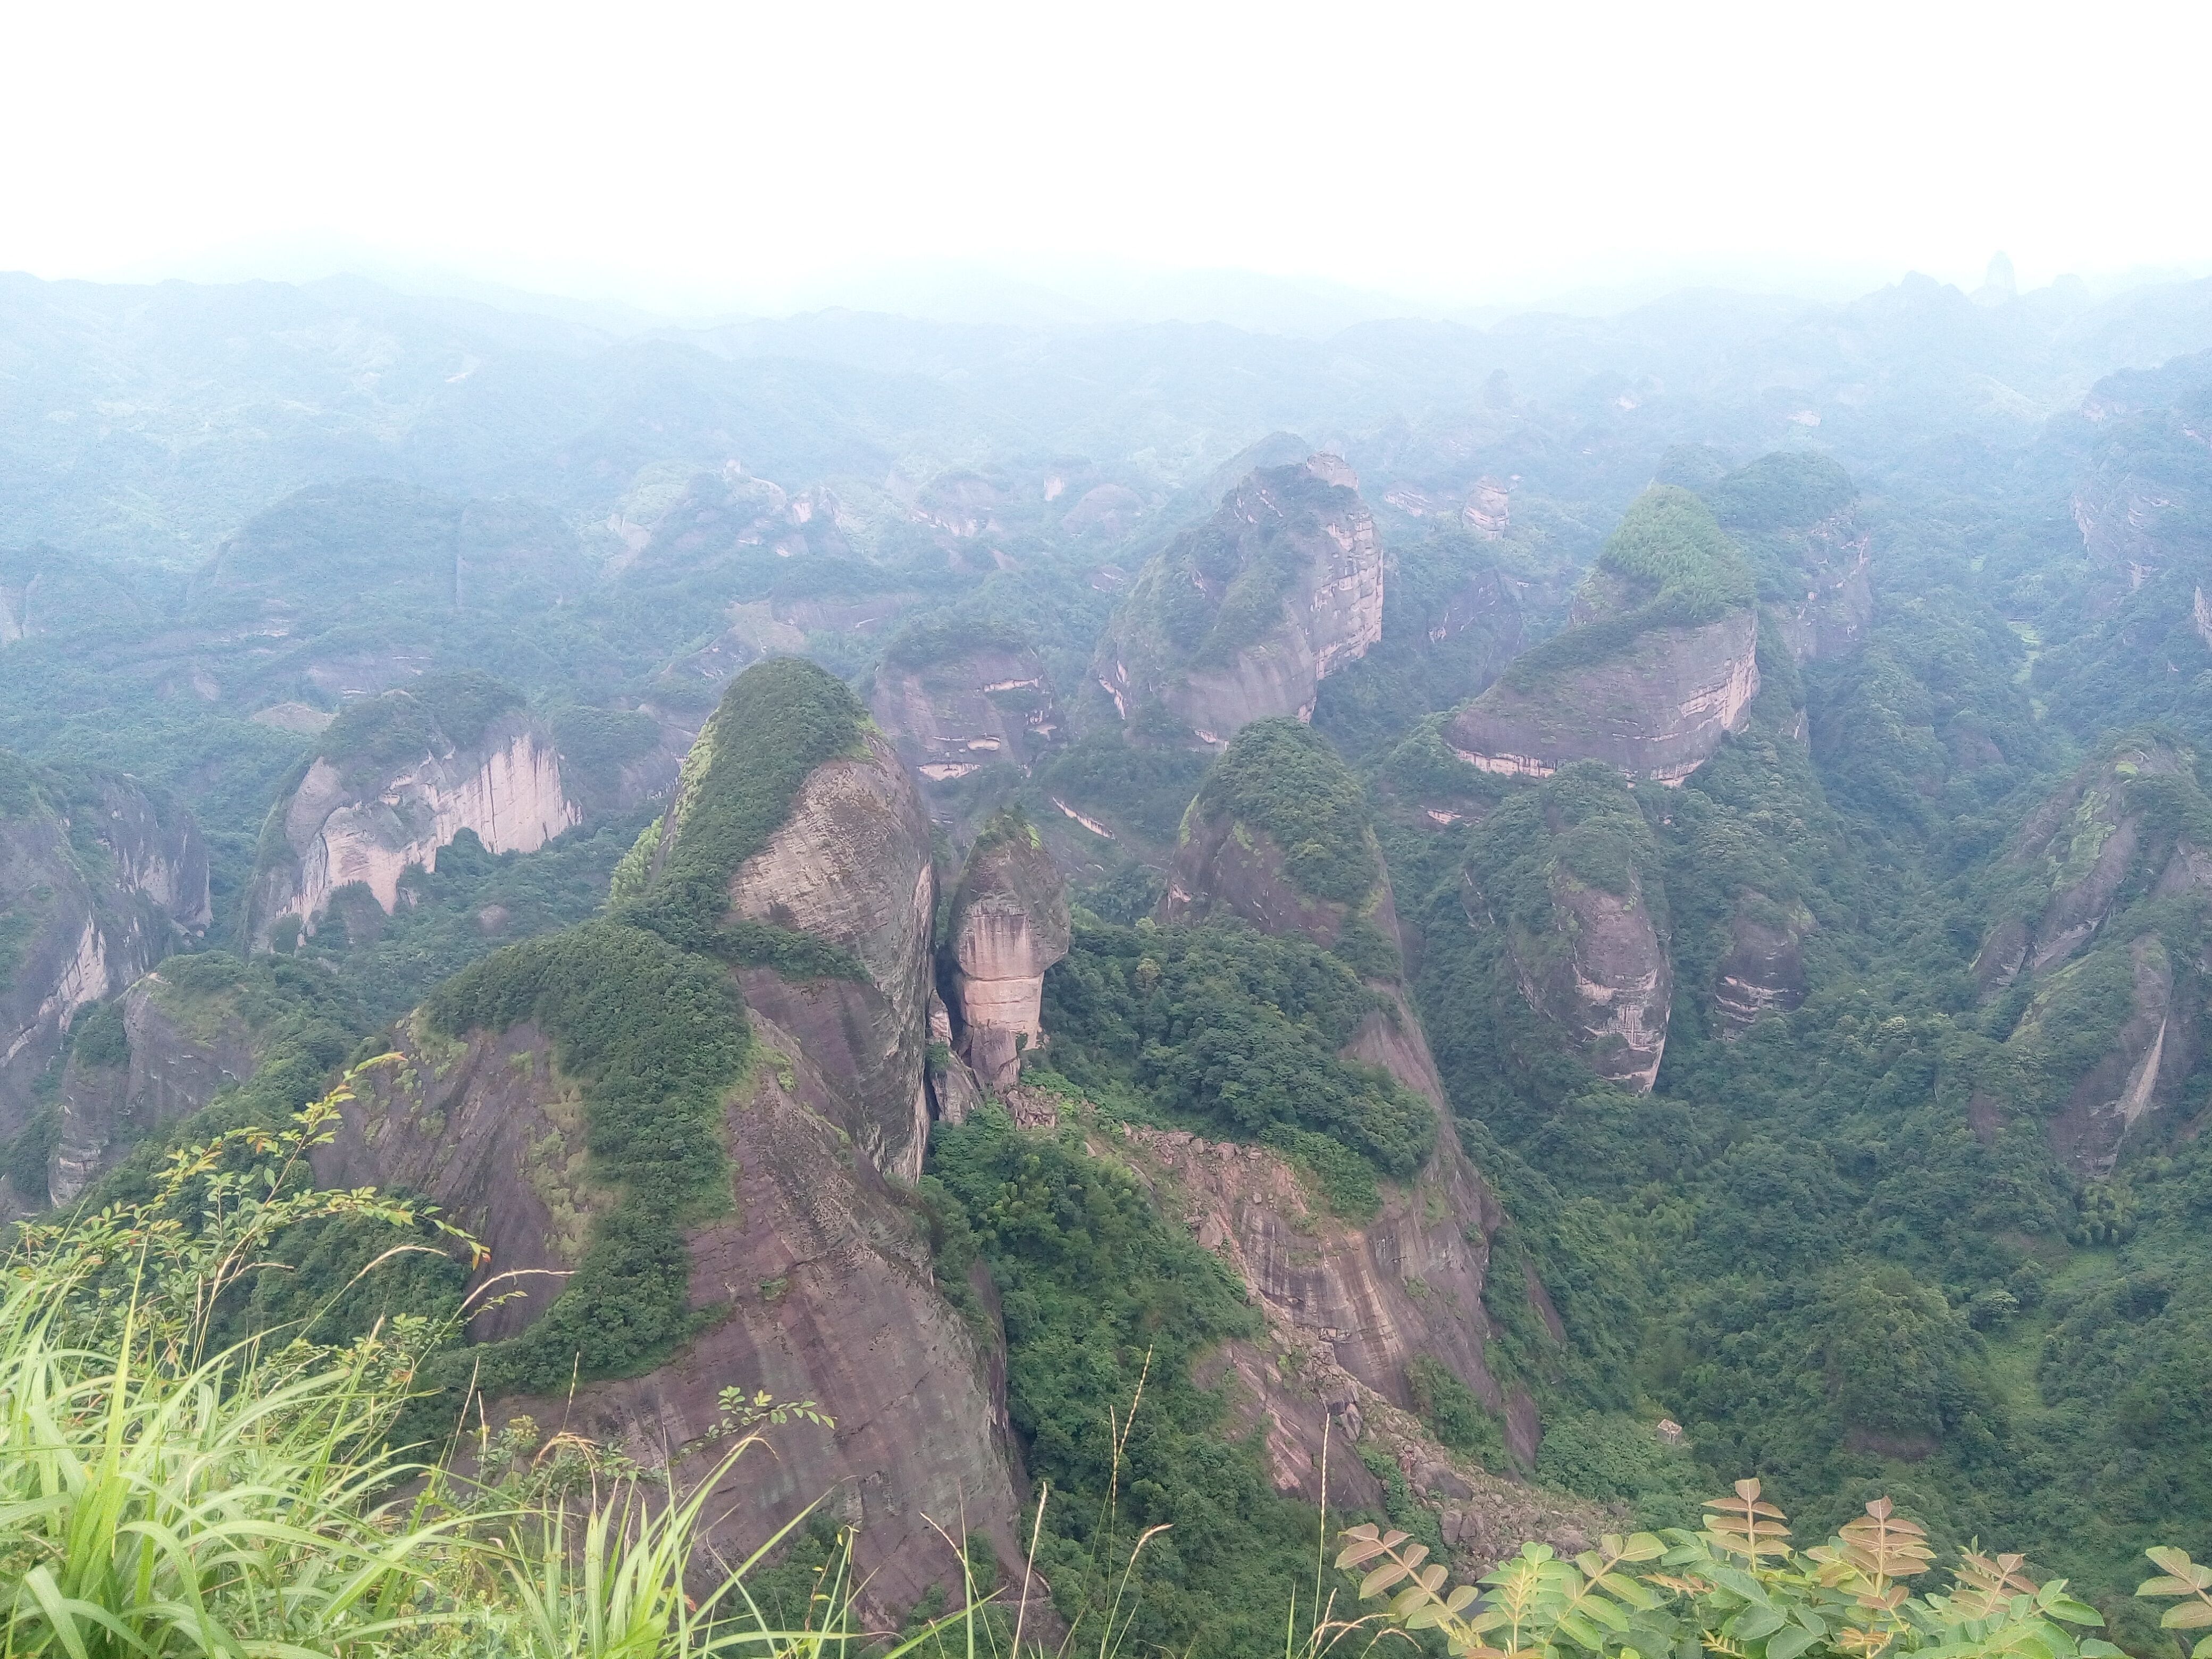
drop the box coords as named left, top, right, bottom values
left=5, top=0, right=2208, bottom=321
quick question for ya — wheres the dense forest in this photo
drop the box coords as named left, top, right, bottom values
left=7, top=266, right=2212, bottom=1658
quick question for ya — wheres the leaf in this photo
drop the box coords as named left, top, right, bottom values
left=1768, top=1625, right=1819, bottom=1659
left=2164, top=1604, right=2212, bottom=1630
left=2045, top=1595, right=2104, bottom=1626
left=1362, top=1563, right=1410, bottom=1599
left=1734, top=1606, right=1788, bottom=1641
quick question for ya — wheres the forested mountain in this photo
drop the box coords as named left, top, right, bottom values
left=6, top=265, right=2212, bottom=1655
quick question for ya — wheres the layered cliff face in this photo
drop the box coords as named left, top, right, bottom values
left=1095, top=455, right=1381, bottom=747
left=1706, top=452, right=1872, bottom=665
left=1, top=753, right=208, bottom=1140
left=636, top=658, right=938, bottom=1183
left=1447, top=487, right=1758, bottom=786
left=1456, top=763, right=1673, bottom=1093
left=944, top=812, right=1070, bottom=1092
left=867, top=626, right=1061, bottom=785
left=317, top=1011, right=1024, bottom=1618
left=246, top=674, right=579, bottom=951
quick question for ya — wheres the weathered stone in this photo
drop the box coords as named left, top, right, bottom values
left=945, top=814, right=1070, bottom=1092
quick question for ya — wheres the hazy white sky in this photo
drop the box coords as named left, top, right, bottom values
left=5, top=0, right=2206, bottom=315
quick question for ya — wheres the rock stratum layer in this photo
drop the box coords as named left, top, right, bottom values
left=246, top=678, right=578, bottom=950
left=1096, top=455, right=1381, bottom=747
left=944, top=814, right=1070, bottom=1092
left=1, top=757, right=208, bottom=1143
left=1448, top=487, right=1759, bottom=786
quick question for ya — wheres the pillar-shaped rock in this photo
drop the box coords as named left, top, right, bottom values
left=947, top=811, right=1070, bottom=1091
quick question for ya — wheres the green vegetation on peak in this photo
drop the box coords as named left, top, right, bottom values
left=877, top=609, right=1030, bottom=672
left=1191, top=717, right=1379, bottom=907
left=618, top=656, right=868, bottom=954
left=1041, top=916, right=1435, bottom=1194
left=314, top=671, right=525, bottom=788
left=1497, top=487, right=1754, bottom=693
left=1707, top=451, right=1859, bottom=534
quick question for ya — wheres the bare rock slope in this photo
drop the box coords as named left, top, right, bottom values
left=1096, top=454, right=1381, bottom=747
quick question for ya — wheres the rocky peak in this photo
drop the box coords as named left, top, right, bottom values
left=244, top=673, right=578, bottom=952
left=1094, top=454, right=1381, bottom=748
left=1, top=753, right=208, bottom=1142
left=1447, top=487, right=1759, bottom=787
left=944, top=811, right=1070, bottom=1092
left=633, top=657, right=938, bottom=1182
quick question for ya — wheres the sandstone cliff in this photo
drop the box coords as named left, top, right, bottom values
left=1711, top=891, right=1813, bottom=1036
left=1447, top=487, right=1758, bottom=786
left=640, top=658, right=938, bottom=1184
left=868, top=626, right=1061, bottom=786
left=1, top=755, right=208, bottom=1144
left=2033, top=934, right=2197, bottom=1177
left=944, top=812, right=1070, bottom=1093
left=1095, top=455, right=1381, bottom=747
left=316, top=1011, right=1025, bottom=1619
left=46, top=967, right=261, bottom=1204
left=1002, top=1088, right=1611, bottom=1560
left=245, top=674, right=579, bottom=951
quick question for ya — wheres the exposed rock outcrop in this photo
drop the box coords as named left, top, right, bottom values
left=1461, top=763, right=1674, bottom=1092
left=1448, top=488, right=1758, bottom=786
left=245, top=676, right=579, bottom=950
left=1973, top=736, right=2197, bottom=993
left=1095, top=455, right=1381, bottom=747
left=944, top=813, right=1070, bottom=1091
left=1, top=756, right=208, bottom=1142
left=2024, top=935, right=2199, bottom=1178
left=1712, top=893, right=1813, bottom=1036
left=869, top=636, right=1061, bottom=785
left=47, top=968, right=261, bottom=1204
left=643, top=659, right=939, bottom=1184
left=1706, top=453, right=1872, bottom=664
left=316, top=1012, right=1024, bottom=1619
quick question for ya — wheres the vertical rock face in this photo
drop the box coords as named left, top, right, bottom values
left=47, top=969, right=261, bottom=1205
left=2031, top=935, right=2197, bottom=1178
left=1973, top=736, right=2191, bottom=993
left=316, top=1013, right=1024, bottom=1620
left=868, top=637, right=1061, bottom=784
left=1509, top=867, right=1673, bottom=1091
left=1, top=757, right=208, bottom=1139
left=1705, top=453, right=1872, bottom=664
left=945, top=814, right=1070, bottom=1091
left=246, top=677, right=579, bottom=950
left=1095, top=455, right=1382, bottom=747
left=718, top=726, right=939, bottom=1182
left=1447, top=488, right=1759, bottom=787
left=1459, top=763, right=1674, bottom=1093
left=1712, top=894, right=1812, bottom=1037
